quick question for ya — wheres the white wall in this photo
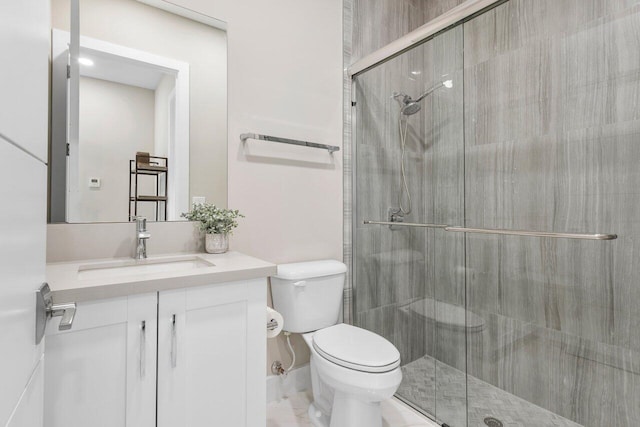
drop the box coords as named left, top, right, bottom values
left=172, top=0, right=344, bottom=370
left=78, top=77, right=156, bottom=222
left=173, top=0, right=343, bottom=263
left=47, top=221, right=204, bottom=262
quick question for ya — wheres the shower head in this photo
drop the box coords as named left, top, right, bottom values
left=393, top=79, right=454, bottom=116
left=401, top=101, right=422, bottom=116
left=392, top=92, right=422, bottom=116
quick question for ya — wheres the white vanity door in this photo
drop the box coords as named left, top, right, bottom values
left=157, top=279, right=267, bottom=427
left=44, top=293, right=157, bottom=427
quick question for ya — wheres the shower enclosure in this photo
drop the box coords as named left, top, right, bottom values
left=350, top=0, right=640, bottom=426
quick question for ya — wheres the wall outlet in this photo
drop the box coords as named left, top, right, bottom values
left=192, top=196, right=206, bottom=206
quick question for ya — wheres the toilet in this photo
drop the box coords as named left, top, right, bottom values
left=270, top=260, right=402, bottom=427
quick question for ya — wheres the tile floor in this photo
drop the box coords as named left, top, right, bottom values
left=266, top=389, right=439, bottom=427
left=398, top=355, right=581, bottom=427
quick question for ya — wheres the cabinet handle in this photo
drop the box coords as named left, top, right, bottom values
left=171, top=314, right=177, bottom=368
left=140, top=320, right=146, bottom=378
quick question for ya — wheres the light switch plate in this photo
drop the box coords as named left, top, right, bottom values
left=89, top=177, right=101, bottom=188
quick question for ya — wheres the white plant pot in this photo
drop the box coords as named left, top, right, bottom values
left=205, top=233, right=229, bottom=254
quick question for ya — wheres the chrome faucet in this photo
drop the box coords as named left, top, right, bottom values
left=135, top=217, right=151, bottom=259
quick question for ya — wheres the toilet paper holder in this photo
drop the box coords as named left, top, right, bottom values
left=267, top=318, right=279, bottom=331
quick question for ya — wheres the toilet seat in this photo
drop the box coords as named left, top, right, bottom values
left=312, top=324, right=400, bottom=373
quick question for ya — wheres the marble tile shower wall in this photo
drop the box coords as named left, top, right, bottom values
left=351, top=0, right=466, bottom=62
left=463, top=0, right=640, bottom=425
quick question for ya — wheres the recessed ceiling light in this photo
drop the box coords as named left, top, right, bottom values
left=410, top=70, right=422, bottom=76
left=78, top=57, right=94, bottom=66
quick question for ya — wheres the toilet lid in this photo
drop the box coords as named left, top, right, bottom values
left=312, top=324, right=400, bottom=373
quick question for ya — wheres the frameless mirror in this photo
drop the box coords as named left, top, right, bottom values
left=49, top=0, right=227, bottom=223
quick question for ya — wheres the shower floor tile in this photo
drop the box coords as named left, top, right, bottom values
left=398, top=355, right=582, bottom=427
left=266, top=389, right=438, bottom=427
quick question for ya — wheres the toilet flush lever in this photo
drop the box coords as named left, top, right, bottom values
left=293, top=280, right=307, bottom=288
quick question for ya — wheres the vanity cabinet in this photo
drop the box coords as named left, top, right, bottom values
left=157, top=278, right=266, bottom=427
left=44, top=279, right=266, bottom=427
left=44, top=293, right=158, bottom=427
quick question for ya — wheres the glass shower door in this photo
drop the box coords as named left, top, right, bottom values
left=353, top=0, right=640, bottom=425
left=462, top=1, right=640, bottom=426
left=352, top=24, right=466, bottom=427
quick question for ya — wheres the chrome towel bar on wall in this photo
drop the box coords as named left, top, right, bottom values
left=240, top=133, right=340, bottom=153
left=364, top=220, right=618, bottom=240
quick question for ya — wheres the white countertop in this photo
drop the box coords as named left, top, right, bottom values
left=46, top=251, right=277, bottom=303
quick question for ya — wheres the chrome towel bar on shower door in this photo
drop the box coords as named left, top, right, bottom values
left=363, top=220, right=449, bottom=229
left=240, top=133, right=340, bottom=153
left=444, top=226, right=617, bottom=240
left=364, top=220, right=618, bottom=240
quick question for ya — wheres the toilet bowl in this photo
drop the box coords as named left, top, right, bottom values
left=270, top=260, right=402, bottom=427
left=302, top=325, right=402, bottom=427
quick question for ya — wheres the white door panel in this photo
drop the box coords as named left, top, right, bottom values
left=0, top=142, right=47, bottom=426
left=185, top=301, right=247, bottom=426
left=0, top=0, right=49, bottom=162
left=157, top=279, right=267, bottom=427
left=44, top=297, right=129, bottom=427
left=0, top=0, right=49, bottom=425
left=157, top=289, right=186, bottom=427
left=45, top=323, right=127, bottom=427
left=6, top=357, right=44, bottom=427
left=126, top=294, right=158, bottom=427
left=43, top=295, right=157, bottom=427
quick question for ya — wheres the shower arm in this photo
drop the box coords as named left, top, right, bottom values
left=392, top=81, right=448, bottom=104
left=413, top=82, right=445, bottom=103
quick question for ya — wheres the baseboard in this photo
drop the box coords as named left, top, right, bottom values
left=266, top=363, right=311, bottom=403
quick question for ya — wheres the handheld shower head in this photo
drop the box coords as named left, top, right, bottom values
left=392, top=79, right=454, bottom=116
left=401, top=101, right=422, bottom=116
left=391, top=92, right=422, bottom=116
left=390, top=79, right=454, bottom=216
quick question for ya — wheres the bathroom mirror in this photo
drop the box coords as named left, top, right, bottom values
left=48, top=0, right=227, bottom=223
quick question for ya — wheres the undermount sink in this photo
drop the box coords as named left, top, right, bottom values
left=77, top=255, right=215, bottom=280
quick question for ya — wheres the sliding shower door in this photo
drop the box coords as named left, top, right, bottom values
left=352, top=0, right=640, bottom=426
left=462, top=1, right=640, bottom=426
left=352, top=25, right=465, bottom=427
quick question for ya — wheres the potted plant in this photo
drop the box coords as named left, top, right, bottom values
left=181, top=203, right=244, bottom=254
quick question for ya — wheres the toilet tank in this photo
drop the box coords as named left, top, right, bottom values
left=270, top=260, right=347, bottom=333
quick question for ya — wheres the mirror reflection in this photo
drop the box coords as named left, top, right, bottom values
left=49, top=0, right=227, bottom=223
